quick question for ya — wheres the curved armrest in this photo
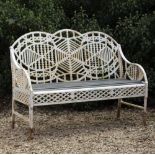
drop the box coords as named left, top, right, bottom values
left=10, top=47, right=32, bottom=91
left=118, top=45, right=148, bottom=83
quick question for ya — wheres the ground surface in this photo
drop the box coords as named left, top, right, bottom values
left=0, top=102, right=155, bottom=153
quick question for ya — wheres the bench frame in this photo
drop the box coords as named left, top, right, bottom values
left=10, top=29, right=148, bottom=139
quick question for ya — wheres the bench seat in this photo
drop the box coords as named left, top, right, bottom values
left=33, top=79, right=144, bottom=92
left=32, top=79, right=145, bottom=106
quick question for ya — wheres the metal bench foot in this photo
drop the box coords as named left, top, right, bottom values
left=11, top=118, right=15, bottom=129
left=12, top=100, right=15, bottom=129
left=28, top=128, right=34, bottom=140
left=142, top=112, right=147, bottom=126
left=116, top=99, right=122, bottom=119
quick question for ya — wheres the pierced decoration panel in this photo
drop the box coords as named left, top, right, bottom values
left=33, top=92, right=73, bottom=104
left=33, top=86, right=145, bottom=105
left=74, top=86, right=145, bottom=101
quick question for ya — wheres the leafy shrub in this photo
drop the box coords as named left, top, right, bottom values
left=114, top=12, right=155, bottom=94
left=0, top=0, right=155, bottom=98
left=70, top=7, right=100, bottom=32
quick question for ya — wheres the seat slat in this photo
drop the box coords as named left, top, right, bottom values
left=32, top=79, right=143, bottom=91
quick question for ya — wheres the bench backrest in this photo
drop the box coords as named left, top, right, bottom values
left=11, top=29, right=122, bottom=84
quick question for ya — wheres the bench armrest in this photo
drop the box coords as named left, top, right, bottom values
left=10, top=47, right=32, bottom=91
left=118, top=45, right=148, bottom=83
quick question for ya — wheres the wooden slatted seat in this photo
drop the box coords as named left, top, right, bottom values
left=10, top=29, right=148, bottom=138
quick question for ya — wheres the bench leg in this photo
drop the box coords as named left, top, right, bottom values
left=116, top=99, right=122, bottom=119
left=28, top=105, right=34, bottom=140
left=142, top=96, right=147, bottom=126
left=11, top=99, right=15, bottom=129
left=119, top=96, right=148, bottom=126
left=28, top=128, right=34, bottom=140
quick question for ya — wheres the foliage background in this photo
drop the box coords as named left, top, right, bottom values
left=0, top=0, right=155, bottom=98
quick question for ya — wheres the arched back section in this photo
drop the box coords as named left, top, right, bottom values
left=12, top=31, right=56, bottom=83
left=51, top=29, right=85, bottom=82
left=11, top=29, right=122, bottom=84
left=80, top=31, right=121, bottom=80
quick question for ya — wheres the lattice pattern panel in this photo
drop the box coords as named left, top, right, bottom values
left=33, top=86, right=145, bottom=105
left=14, top=90, right=30, bottom=105
left=33, top=92, right=72, bottom=104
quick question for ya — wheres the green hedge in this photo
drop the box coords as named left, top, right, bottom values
left=0, top=0, right=155, bottom=97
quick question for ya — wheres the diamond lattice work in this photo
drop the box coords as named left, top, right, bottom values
left=33, top=86, right=145, bottom=105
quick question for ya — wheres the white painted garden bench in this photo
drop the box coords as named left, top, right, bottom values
left=10, top=29, right=148, bottom=138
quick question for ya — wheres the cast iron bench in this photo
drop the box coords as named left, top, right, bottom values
left=10, top=29, right=148, bottom=138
